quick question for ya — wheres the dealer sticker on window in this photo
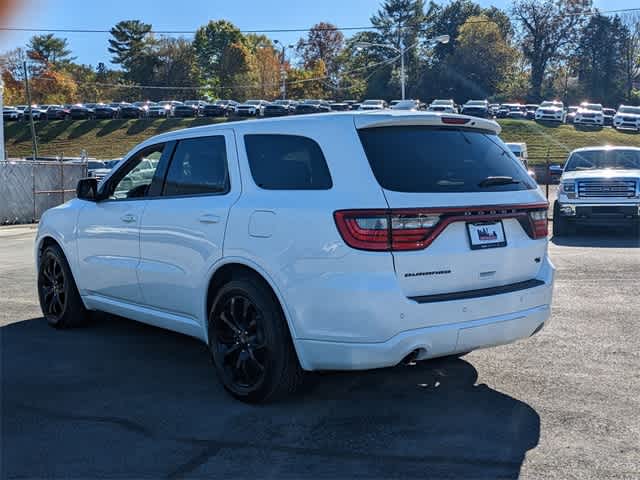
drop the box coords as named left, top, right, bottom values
left=466, top=221, right=507, bottom=250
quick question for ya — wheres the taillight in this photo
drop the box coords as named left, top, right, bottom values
left=528, top=209, right=548, bottom=239
left=334, top=210, right=441, bottom=251
left=333, top=210, right=390, bottom=251
left=335, top=204, right=549, bottom=252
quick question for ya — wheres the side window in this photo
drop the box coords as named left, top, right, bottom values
left=110, top=144, right=164, bottom=200
left=244, top=134, right=332, bottom=190
left=163, top=136, right=229, bottom=196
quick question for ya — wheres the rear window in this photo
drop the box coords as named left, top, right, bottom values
left=358, top=126, right=536, bottom=193
left=244, top=134, right=332, bottom=190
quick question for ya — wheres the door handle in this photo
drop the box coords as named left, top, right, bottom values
left=121, top=214, right=137, bottom=223
left=198, top=214, right=220, bottom=224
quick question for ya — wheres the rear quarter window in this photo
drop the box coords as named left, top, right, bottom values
left=358, top=126, right=536, bottom=193
left=244, top=134, right=332, bottom=190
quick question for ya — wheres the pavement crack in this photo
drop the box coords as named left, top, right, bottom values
left=15, top=403, right=154, bottom=438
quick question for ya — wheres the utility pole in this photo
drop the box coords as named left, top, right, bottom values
left=274, top=40, right=294, bottom=100
left=22, top=61, right=38, bottom=160
left=0, top=76, right=5, bottom=161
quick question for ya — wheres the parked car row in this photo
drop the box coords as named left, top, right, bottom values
left=5, top=98, right=639, bottom=130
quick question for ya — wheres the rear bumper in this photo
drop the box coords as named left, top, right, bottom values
left=297, top=304, right=550, bottom=371
left=293, top=258, right=555, bottom=371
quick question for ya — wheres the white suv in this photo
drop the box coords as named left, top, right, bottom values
left=535, top=101, right=565, bottom=123
left=613, top=105, right=640, bottom=131
left=554, top=146, right=640, bottom=235
left=35, top=111, right=555, bottom=402
left=573, top=102, right=604, bottom=127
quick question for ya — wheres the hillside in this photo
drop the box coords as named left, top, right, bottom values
left=4, top=117, right=640, bottom=163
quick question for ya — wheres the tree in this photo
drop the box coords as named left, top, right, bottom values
left=576, top=14, right=627, bottom=106
left=296, top=22, right=344, bottom=79
left=285, top=60, right=327, bottom=99
left=511, top=0, right=593, bottom=101
left=243, top=35, right=281, bottom=99
left=446, top=15, right=517, bottom=100
left=152, top=37, right=198, bottom=100
left=26, top=34, right=74, bottom=67
left=108, top=20, right=158, bottom=87
left=193, top=20, right=250, bottom=98
left=621, top=13, right=640, bottom=102
left=370, top=0, right=427, bottom=98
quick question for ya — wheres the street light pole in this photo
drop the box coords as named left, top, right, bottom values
left=400, top=47, right=405, bottom=100
left=274, top=40, right=294, bottom=100
left=354, top=34, right=449, bottom=101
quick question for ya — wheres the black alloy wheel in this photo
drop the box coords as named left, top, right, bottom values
left=211, top=294, right=267, bottom=394
left=39, top=252, right=67, bottom=319
left=37, top=245, right=88, bottom=328
left=208, top=277, right=303, bottom=402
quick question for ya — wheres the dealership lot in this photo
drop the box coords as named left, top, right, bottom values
left=1, top=224, right=638, bottom=479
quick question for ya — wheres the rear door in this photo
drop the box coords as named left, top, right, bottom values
left=138, top=130, right=240, bottom=319
left=356, top=122, right=548, bottom=299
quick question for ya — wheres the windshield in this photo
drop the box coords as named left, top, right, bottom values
left=432, top=100, right=452, bottom=105
left=363, top=100, right=383, bottom=105
left=565, top=150, right=640, bottom=171
left=465, top=101, right=486, bottom=106
left=358, top=126, right=536, bottom=193
left=618, top=106, right=640, bottom=114
left=246, top=100, right=261, bottom=105
left=540, top=101, right=562, bottom=108
left=582, top=104, right=602, bottom=111
left=88, top=161, right=105, bottom=169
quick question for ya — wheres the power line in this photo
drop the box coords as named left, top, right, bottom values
left=1, top=7, right=639, bottom=36
left=6, top=54, right=402, bottom=93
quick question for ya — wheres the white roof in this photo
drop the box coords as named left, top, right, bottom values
left=133, top=111, right=501, bottom=152
left=570, top=146, right=640, bottom=154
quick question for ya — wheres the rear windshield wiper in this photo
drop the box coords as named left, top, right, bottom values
left=478, top=176, right=520, bottom=188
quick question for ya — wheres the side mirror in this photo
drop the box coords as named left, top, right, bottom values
left=76, top=178, right=98, bottom=201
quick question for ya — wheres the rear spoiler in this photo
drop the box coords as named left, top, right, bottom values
left=353, top=112, right=501, bottom=134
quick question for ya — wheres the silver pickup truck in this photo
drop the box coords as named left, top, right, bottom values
left=553, top=146, right=640, bottom=236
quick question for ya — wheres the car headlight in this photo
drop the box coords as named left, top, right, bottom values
left=561, top=181, right=576, bottom=198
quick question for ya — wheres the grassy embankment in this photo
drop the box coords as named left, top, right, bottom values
left=4, top=117, right=640, bottom=163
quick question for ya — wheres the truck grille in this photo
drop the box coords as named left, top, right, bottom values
left=577, top=180, right=637, bottom=198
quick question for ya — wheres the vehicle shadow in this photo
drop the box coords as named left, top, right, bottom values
left=2, top=316, right=540, bottom=479
left=552, top=229, right=640, bottom=248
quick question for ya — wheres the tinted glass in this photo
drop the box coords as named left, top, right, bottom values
left=244, top=135, right=332, bottom=190
left=358, top=126, right=536, bottom=193
left=565, top=150, right=640, bottom=171
left=163, top=136, right=229, bottom=196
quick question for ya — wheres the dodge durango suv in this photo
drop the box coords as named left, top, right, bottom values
left=35, top=111, right=555, bottom=403
left=554, top=146, right=640, bottom=236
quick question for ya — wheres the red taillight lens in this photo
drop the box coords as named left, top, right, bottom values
left=441, top=116, right=470, bottom=125
left=334, top=210, right=441, bottom=251
left=528, top=209, right=548, bottom=239
left=334, top=210, right=390, bottom=251
left=335, top=204, right=549, bottom=251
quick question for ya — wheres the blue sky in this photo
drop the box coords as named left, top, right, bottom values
left=1, top=0, right=635, bottom=67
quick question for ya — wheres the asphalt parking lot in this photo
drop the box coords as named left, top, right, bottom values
left=1, top=222, right=638, bottom=479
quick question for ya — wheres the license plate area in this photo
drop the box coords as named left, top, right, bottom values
left=466, top=221, right=507, bottom=250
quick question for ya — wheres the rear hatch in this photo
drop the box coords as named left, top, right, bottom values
left=352, top=113, right=548, bottom=299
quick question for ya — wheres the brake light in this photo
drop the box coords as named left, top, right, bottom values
left=528, top=209, right=548, bottom=239
left=334, top=210, right=441, bottom=251
left=335, top=204, right=549, bottom=252
left=441, top=117, right=470, bottom=125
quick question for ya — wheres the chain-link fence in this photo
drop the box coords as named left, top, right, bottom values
left=0, top=161, right=87, bottom=224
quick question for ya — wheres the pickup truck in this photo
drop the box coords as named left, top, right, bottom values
left=553, top=146, right=640, bottom=236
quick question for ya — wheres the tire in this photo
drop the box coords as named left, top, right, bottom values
left=208, top=276, right=303, bottom=403
left=552, top=202, right=572, bottom=237
left=37, top=244, right=89, bottom=329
